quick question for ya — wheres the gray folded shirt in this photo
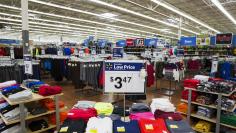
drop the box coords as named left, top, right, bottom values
left=73, top=100, right=96, bottom=109
left=3, top=107, right=28, bottom=121
left=8, top=90, right=33, bottom=102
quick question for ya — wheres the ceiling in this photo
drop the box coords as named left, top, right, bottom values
left=0, top=0, right=235, bottom=42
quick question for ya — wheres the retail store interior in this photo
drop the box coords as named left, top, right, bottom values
left=0, top=0, right=236, bottom=133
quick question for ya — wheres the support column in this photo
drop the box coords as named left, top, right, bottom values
left=178, top=17, right=182, bottom=40
left=21, top=0, right=30, bottom=55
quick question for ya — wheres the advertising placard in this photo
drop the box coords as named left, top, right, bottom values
left=104, top=60, right=145, bottom=93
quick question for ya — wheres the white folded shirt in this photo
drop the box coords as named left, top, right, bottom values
left=0, top=80, right=17, bottom=89
left=194, top=75, right=209, bottom=82
left=150, top=98, right=176, bottom=113
left=8, top=90, right=33, bottom=102
left=86, top=117, right=113, bottom=133
left=2, top=124, right=21, bottom=133
left=3, top=107, right=28, bottom=121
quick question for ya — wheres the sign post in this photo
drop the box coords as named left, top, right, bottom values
left=104, top=60, right=146, bottom=119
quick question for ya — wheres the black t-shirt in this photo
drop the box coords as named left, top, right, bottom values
left=59, top=119, right=86, bottom=133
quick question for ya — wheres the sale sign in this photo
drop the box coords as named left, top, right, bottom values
left=104, top=60, right=145, bottom=93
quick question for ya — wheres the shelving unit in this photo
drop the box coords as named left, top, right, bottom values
left=0, top=86, right=63, bottom=133
left=179, top=87, right=236, bottom=133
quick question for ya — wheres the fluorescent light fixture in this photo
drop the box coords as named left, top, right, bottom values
left=100, top=13, right=117, bottom=18
left=151, top=0, right=220, bottom=33
left=0, top=4, right=178, bottom=39
left=160, top=29, right=170, bottom=31
left=211, top=0, right=236, bottom=25
left=28, top=0, right=183, bottom=36
left=87, top=0, right=198, bottom=34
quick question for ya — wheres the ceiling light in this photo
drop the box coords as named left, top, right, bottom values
left=0, top=4, right=178, bottom=39
left=100, top=13, right=117, bottom=18
left=211, top=0, right=236, bottom=25
left=151, top=0, right=220, bottom=33
left=87, top=0, right=197, bottom=34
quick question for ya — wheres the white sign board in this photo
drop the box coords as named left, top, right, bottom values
left=104, top=60, right=145, bottom=93
left=24, top=55, right=33, bottom=75
left=41, top=49, right=45, bottom=55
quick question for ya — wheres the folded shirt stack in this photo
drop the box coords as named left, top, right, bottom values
left=40, top=99, right=65, bottom=110
left=112, top=105, right=130, bottom=116
left=59, top=119, right=86, bottom=133
left=177, top=103, right=188, bottom=114
left=94, top=102, right=114, bottom=115
left=154, top=110, right=182, bottom=121
left=38, top=85, right=62, bottom=96
left=28, top=104, right=48, bottom=115
left=130, top=103, right=150, bottom=114
left=85, top=117, right=113, bottom=133
left=113, top=119, right=141, bottom=133
left=98, top=114, right=121, bottom=121
left=73, top=100, right=96, bottom=109
left=194, top=75, right=209, bottom=83
left=215, top=97, right=235, bottom=110
left=165, top=119, right=195, bottom=133
left=181, top=89, right=198, bottom=101
left=220, top=112, right=236, bottom=126
left=8, top=90, right=32, bottom=102
left=197, top=81, right=235, bottom=94
left=67, top=108, right=97, bottom=122
left=0, top=80, right=17, bottom=90
left=129, top=112, right=155, bottom=120
left=0, top=105, right=18, bottom=114
left=22, top=79, right=40, bottom=87
left=183, top=79, right=200, bottom=88
left=0, top=102, right=9, bottom=110
left=1, top=124, right=21, bottom=133
left=138, top=118, right=169, bottom=133
left=196, top=95, right=214, bottom=105
left=28, top=119, right=48, bottom=132
left=150, top=98, right=176, bottom=113
left=194, top=120, right=212, bottom=133
left=3, top=107, right=28, bottom=121
left=196, top=106, right=215, bottom=118
left=1, top=85, right=33, bottom=102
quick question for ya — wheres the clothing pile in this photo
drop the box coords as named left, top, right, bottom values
left=22, top=79, right=62, bottom=96
left=0, top=81, right=33, bottom=102
left=215, top=97, right=235, bottom=110
left=196, top=106, right=215, bottom=118
left=194, top=120, right=212, bottom=133
left=60, top=99, right=194, bottom=133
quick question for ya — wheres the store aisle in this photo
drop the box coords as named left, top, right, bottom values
left=44, top=78, right=183, bottom=110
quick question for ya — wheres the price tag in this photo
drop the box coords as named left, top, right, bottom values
left=79, top=50, right=84, bottom=57
left=10, top=47, right=14, bottom=59
left=117, top=127, right=125, bottom=132
left=57, top=50, right=63, bottom=56
left=145, top=124, right=154, bottom=130
left=41, top=49, right=45, bottom=55
left=101, top=49, right=105, bottom=54
left=24, top=54, right=33, bottom=75
left=104, top=60, right=145, bottom=93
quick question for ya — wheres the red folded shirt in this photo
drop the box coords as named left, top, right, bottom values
left=139, top=118, right=169, bottom=133
left=183, top=79, right=200, bottom=88
left=154, top=110, right=182, bottom=121
left=181, top=89, right=198, bottom=101
left=41, top=99, right=65, bottom=110
left=39, top=85, right=62, bottom=96
left=67, top=108, right=97, bottom=122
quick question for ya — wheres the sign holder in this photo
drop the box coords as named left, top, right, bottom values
left=104, top=60, right=146, bottom=120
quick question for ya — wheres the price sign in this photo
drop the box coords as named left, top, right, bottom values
left=24, top=54, right=33, bottom=75
left=113, top=47, right=124, bottom=58
left=91, top=46, right=96, bottom=55
left=79, top=49, right=84, bottom=57
left=104, top=60, right=145, bottom=93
